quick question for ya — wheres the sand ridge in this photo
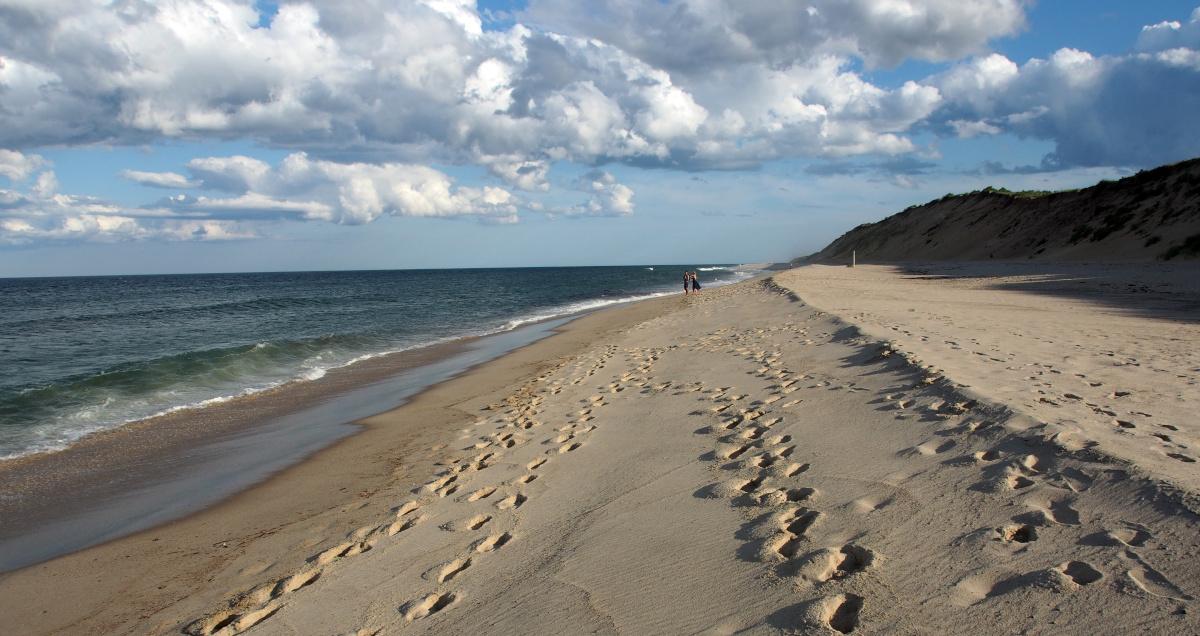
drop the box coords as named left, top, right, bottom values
left=169, top=274, right=1197, bottom=634
left=773, top=263, right=1200, bottom=489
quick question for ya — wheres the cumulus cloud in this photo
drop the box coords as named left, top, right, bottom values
left=186, top=156, right=274, bottom=194
left=3, top=1, right=1194, bottom=179
left=0, top=0, right=1002, bottom=177
left=1, top=0, right=1197, bottom=248
left=484, top=157, right=551, bottom=191
left=160, top=152, right=520, bottom=225
left=1137, top=8, right=1200, bottom=52
left=0, top=215, right=255, bottom=244
left=0, top=149, right=46, bottom=181
left=2, top=150, right=524, bottom=243
left=0, top=165, right=254, bottom=244
left=928, top=22, right=1200, bottom=169
left=120, top=169, right=199, bottom=189
left=563, top=170, right=634, bottom=217
left=948, top=119, right=1002, bottom=138
left=522, top=0, right=1027, bottom=71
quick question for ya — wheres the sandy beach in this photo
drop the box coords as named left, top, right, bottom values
left=3, top=265, right=1199, bottom=634
left=5, top=1, right=1200, bottom=633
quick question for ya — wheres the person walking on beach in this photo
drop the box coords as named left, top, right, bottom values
left=691, top=271, right=702, bottom=293
left=683, top=270, right=691, bottom=295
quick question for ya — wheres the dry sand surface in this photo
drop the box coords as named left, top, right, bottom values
left=774, top=263, right=1200, bottom=488
left=5, top=269, right=1200, bottom=635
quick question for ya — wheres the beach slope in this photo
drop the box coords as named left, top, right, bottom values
left=121, top=274, right=1200, bottom=633
left=4, top=270, right=1199, bottom=634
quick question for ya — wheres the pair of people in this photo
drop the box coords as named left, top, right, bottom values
left=682, top=271, right=702, bottom=295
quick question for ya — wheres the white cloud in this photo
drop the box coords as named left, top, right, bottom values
left=120, top=169, right=199, bottom=189
left=1137, top=8, right=1200, bottom=52
left=0, top=0, right=1196, bottom=248
left=164, top=191, right=335, bottom=221
left=948, top=119, right=1002, bottom=138
left=522, top=0, right=1027, bottom=71
left=0, top=214, right=256, bottom=244
left=2, top=148, right=524, bottom=243
left=164, top=152, right=520, bottom=225
left=0, top=149, right=47, bottom=181
left=186, top=156, right=274, bottom=193
left=562, top=170, right=634, bottom=217
left=936, top=54, right=1019, bottom=114
left=0, top=0, right=1013, bottom=177
left=0, top=166, right=254, bottom=244
left=929, top=10, right=1200, bottom=169
left=1152, top=46, right=1200, bottom=71
left=482, top=157, right=550, bottom=191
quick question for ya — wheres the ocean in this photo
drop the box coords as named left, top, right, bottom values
left=0, top=265, right=750, bottom=460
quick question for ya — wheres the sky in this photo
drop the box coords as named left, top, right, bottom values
left=1, top=1, right=1199, bottom=277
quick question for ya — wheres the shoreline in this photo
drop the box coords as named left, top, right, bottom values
left=0, top=271, right=758, bottom=572
left=0, top=298, right=666, bottom=572
left=0, top=286, right=693, bottom=633
left=0, top=277, right=717, bottom=466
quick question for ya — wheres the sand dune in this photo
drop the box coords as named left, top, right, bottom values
left=805, top=157, right=1200, bottom=264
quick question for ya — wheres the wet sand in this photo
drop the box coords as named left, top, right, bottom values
left=0, top=315, right=595, bottom=572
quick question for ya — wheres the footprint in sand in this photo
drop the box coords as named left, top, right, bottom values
left=973, top=449, right=1001, bottom=462
left=995, top=523, right=1038, bottom=543
left=186, top=561, right=329, bottom=634
left=814, top=593, right=864, bottom=634
left=909, top=439, right=957, bottom=456
left=1057, top=561, right=1104, bottom=586
left=799, top=545, right=876, bottom=584
left=850, top=496, right=891, bottom=514
left=400, top=592, right=460, bottom=621
left=1003, top=470, right=1036, bottom=491
left=186, top=602, right=284, bottom=635
left=466, top=486, right=497, bottom=502
left=738, top=475, right=767, bottom=494
left=431, top=558, right=471, bottom=583
left=784, top=487, right=817, bottom=503
left=442, top=514, right=492, bottom=532
left=311, top=540, right=372, bottom=566
left=384, top=514, right=423, bottom=537
left=424, top=474, right=457, bottom=494
left=771, top=508, right=823, bottom=559
left=718, top=443, right=754, bottom=460
left=274, top=567, right=322, bottom=596
left=752, top=452, right=776, bottom=468
left=1014, top=499, right=1080, bottom=526
left=740, top=427, right=768, bottom=441
left=1109, top=526, right=1151, bottom=547
left=496, top=493, right=527, bottom=510
left=474, top=532, right=513, bottom=553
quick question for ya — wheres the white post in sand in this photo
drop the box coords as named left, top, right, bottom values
left=850, top=250, right=856, bottom=268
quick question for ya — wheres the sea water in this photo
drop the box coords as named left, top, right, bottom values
left=0, top=265, right=750, bottom=459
